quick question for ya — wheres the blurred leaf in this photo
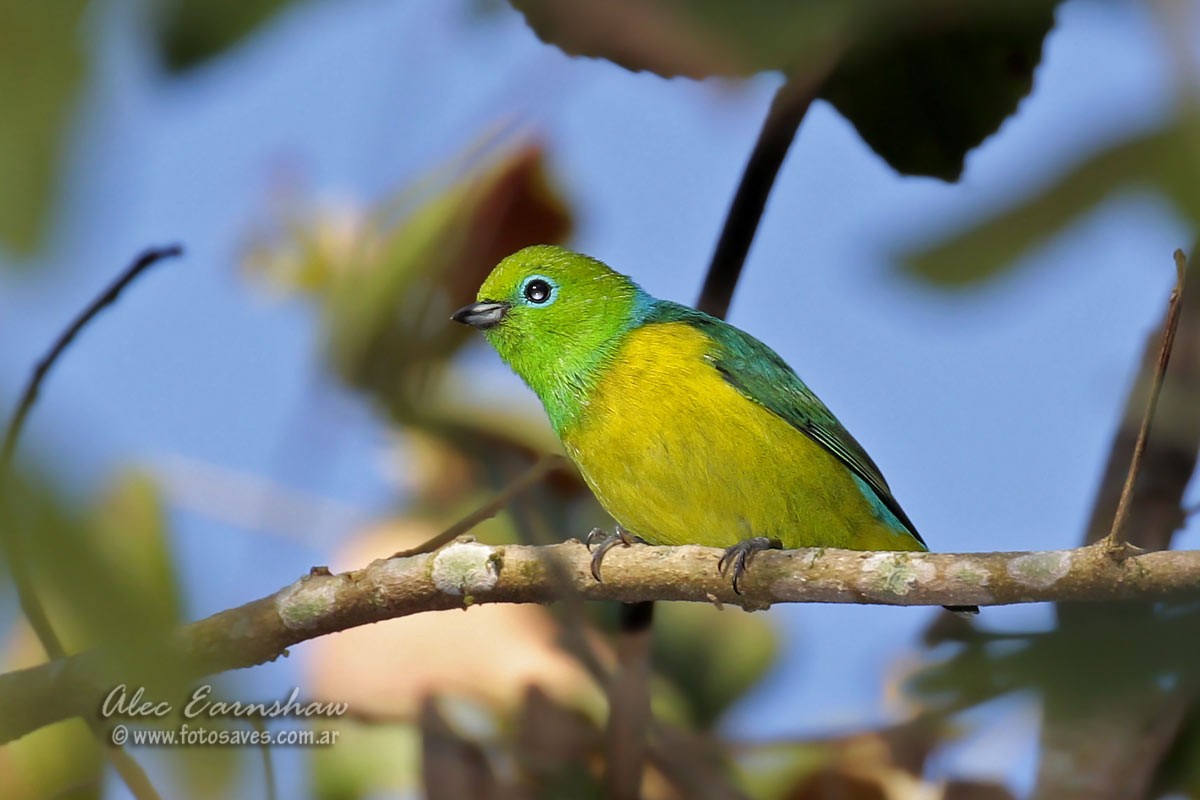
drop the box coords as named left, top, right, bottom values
left=513, top=686, right=604, bottom=800
left=821, top=5, right=1056, bottom=181
left=1155, top=705, right=1200, bottom=799
left=0, top=468, right=190, bottom=798
left=908, top=603, right=1200, bottom=715
left=651, top=602, right=779, bottom=729
left=507, top=0, right=1057, bottom=179
left=0, top=710, right=101, bottom=799
left=2, top=465, right=193, bottom=719
left=245, top=140, right=572, bottom=423
left=903, top=114, right=1200, bottom=286
left=312, top=721, right=421, bottom=800
left=27, top=469, right=184, bottom=655
left=732, top=718, right=954, bottom=800
left=151, top=0, right=300, bottom=71
left=943, top=782, right=1016, bottom=800
left=420, top=697, right=503, bottom=800
left=0, top=0, right=86, bottom=256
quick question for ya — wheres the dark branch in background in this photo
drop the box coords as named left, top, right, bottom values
left=3, top=539, right=1200, bottom=745
left=0, top=244, right=182, bottom=800
left=695, top=70, right=831, bottom=319
left=1033, top=247, right=1199, bottom=800
left=1103, top=250, right=1189, bottom=553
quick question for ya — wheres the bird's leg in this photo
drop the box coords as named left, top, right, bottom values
left=717, top=536, right=783, bottom=594
left=586, top=525, right=645, bottom=582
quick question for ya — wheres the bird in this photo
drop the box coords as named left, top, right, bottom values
left=452, top=244, right=976, bottom=614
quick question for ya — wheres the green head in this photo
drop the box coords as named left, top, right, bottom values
left=452, top=245, right=650, bottom=431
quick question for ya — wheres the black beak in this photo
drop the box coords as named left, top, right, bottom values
left=452, top=301, right=509, bottom=330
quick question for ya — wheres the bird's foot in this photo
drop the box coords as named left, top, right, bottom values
left=717, top=537, right=783, bottom=595
left=586, top=525, right=644, bottom=582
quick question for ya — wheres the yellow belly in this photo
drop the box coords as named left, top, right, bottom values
left=560, top=323, right=923, bottom=552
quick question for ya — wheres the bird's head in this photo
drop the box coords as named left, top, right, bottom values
left=453, top=245, right=648, bottom=421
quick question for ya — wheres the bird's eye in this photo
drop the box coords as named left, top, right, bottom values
left=524, top=278, right=552, bottom=304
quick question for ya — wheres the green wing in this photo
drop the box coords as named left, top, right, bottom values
left=645, top=300, right=926, bottom=547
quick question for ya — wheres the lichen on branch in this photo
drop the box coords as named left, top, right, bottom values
left=2, top=537, right=1200, bottom=744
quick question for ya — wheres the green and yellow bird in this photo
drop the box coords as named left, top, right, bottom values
left=454, top=245, right=972, bottom=612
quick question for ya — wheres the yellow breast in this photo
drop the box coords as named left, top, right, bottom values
left=560, top=323, right=922, bottom=552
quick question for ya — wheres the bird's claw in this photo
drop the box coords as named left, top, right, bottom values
left=717, top=537, right=782, bottom=595
left=586, top=526, right=642, bottom=582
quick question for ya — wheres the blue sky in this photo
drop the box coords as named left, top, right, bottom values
left=1, top=1, right=1195, bottom=796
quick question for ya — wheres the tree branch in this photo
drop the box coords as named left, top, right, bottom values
left=3, top=539, right=1200, bottom=744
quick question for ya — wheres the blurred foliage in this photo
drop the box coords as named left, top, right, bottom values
left=908, top=604, right=1200, bottom=796
left=0, top=706, right=99, bottom=800
left=1158, top=703, right=1200, bottom=798
left=0, top=0, right=86, bottom=257
left=651, top=601, right=778, bottom=730
left=6, top=467, right=182, bottom=669
left=904, top=113, right=1200, bottom=286
left=910, top=603, right=1200, bottom=715
left=734, top=718, right=1014, bottom=800
left=4, top=1, right=1193, bottom=797
left=509, top=0, right=1058, bottom=180
left=820, top=6, right=1054, bottom=181
left=149, top=0, right=300, bottom=71
left=0, top=467, right=241, bottom=796
left=245, top=140, right=571, bottom=423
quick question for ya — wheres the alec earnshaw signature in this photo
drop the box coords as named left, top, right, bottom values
left=100, top=684, right=349, bottom=720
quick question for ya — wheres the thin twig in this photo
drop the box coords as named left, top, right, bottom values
left=1, top=244, right=184, bottom=468
left=695, top=69, right=831, bottom=319
left=390, top=453, right=565, bottom=559
left=0, top=244, right=181, bottom=800
left=1105, top=250, right=1189, bottom=553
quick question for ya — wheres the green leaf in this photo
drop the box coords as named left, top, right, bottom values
left=11, top=466, right=185, bottom=677
left=820, top=5, right=1057, bottom=181
left=508, top=0, right=841, bottom=79
left=651, top=602, right=779, bottom=729
left=151, top=0, right=300, bottom=71
left=0, top=0, right=86, bottom=256
left=506, top=0, right=1058, bottom=180
left=908, top=604, right=1200, bottom=714
left=901, top=116, right=1200, bottom=286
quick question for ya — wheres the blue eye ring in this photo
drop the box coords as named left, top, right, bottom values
left=521, top=275, right=556, bottom=306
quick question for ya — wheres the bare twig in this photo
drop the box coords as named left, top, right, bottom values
left=390, top=453, right=566, bottom=559
left=0, top=244, right=182, bottom=800
left=1, top=244, right=184, bottom=469
left=1104, top=249, right=1189, bottom=554
left=4, top=539, right=1200, bottom=744
left=1, top=244, right=183, bottom=654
